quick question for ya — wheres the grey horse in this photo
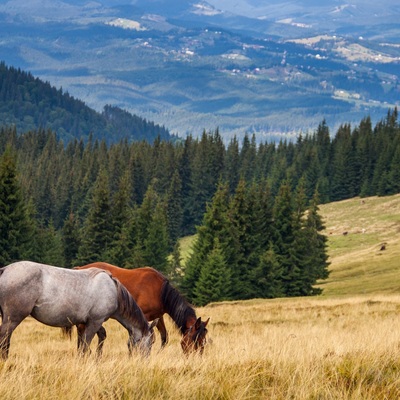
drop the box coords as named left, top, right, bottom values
left=0, top=261, right=158, bottom=359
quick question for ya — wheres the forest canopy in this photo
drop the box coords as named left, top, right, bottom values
left=0, top=107, right=399, bottom=304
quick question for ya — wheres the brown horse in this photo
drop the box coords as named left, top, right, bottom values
left=73, top=262, right=209, bottom=355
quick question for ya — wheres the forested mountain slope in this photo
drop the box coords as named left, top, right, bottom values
left=0, top=107, right=398, bottom=272
left=0, top=62, right=173, bottom=143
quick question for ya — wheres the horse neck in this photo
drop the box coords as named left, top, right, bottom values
left=161, top=281, right=197, bottom=336
left=114, top=278, right=149, bottom=336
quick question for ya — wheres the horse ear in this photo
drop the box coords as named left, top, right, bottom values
left=194, top=317, right=202, bottom=329
left=203, top=317, right=210, bottom=327
left=149, top=318, right=159, bottom=329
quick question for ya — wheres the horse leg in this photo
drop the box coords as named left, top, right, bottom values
left=156, top=316, right=168, bottom=348
left=0, top=314, right=24, bottom=360
left=76, top=323, right=106, bottom=356
left=76, top=323, right=86, bottom=352
left=96, top=326, right=107, bottom=357
left=79, top=321, right=104, bottom=356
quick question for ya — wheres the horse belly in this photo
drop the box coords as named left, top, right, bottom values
left=30, top=302, right=89, bottom=327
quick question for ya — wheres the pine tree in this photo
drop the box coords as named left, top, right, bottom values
left=387, top=142, right=400, bottom=194
left=104, top=172, right=133, bottom=266
left=251, top=243, right=284, bottom=298
left=182, top=181, right=233, bottom=301
left=143, top=201, right=170, bottom=272
left=224, top=136, right=240, bottom=194
left=305, top=191, right=330, bottom=284
left=34, top=220, right=65, bottom=266
left=228, top=179, right=261, bottom=299
left=187, top=130, right=224, bottom=230
left=284, top=178, right=309, bottom=297
left=0, top=146, right=33, bottom=264
left=62, top=211, right=81, bottom=268
left=75, top=169, right=112, bottom=264
left=272, top=180, right=300, bottom=296
left=165, top=170, right=183, bottom=248
left=193, top=238, right=231, bottom=306
left=330, top=124, right=358, bottom=201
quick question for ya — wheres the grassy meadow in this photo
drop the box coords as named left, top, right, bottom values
left=1, top=195, right=400, bottom=399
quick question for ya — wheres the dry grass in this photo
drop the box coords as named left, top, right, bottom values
left=1, top=194, right=400, bottom=399
left=1, top=296, right=400, bottom=399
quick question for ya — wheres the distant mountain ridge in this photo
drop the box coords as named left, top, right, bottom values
left=0, top=62, right=173, bottom=143
left=0, top=0, right=398, bottom=140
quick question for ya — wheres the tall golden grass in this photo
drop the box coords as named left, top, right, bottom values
left=1, top=194, right=400, bottom=399
left=1, top=296, right=400, bottom=399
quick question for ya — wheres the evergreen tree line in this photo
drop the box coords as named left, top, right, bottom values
left=0, top=108, right=399, bottom=304
left=182, top=180, right=329, bottom=305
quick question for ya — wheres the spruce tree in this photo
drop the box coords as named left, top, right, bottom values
left=272, top=180, right=299, bottom=296
left=387, top=142, right=400, bottom=194
left=193, top=238, right=231, bottom=306
left=104, top=172, right=133, bottom=266
left=285, top=178, right=309, bottom=296
left=34, top=220, right=65, bottom=266
left=224, top=136, right=240, bottom=194
left=0, top=146, right=33, bottom=264
left=143, top=201, right=170, bottom=272
left=182, top=181, right=233, bottom=301
left=75, top=169, right=112, bottom=264
left=251, top=243, right=284, bottom=298
left=166, top=170, right=183, bottom=248
left=62, top=211, right=81, bottom=268
left=228, top=179, right=260, bottom=299
left=303, top=191, right=330, bottom=291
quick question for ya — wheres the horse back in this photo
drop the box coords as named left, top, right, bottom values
left=75, top=262, right=166, bottom=320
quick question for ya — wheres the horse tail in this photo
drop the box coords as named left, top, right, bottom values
left=161, top=280, right=197, bottom=335
left=112, top=277, right=149, bottom=333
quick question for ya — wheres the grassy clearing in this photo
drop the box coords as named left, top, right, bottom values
left=318, top=194, right=400, bottom=296
left=1, top=194, right=400, bottom=398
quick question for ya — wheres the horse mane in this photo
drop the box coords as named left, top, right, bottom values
left=112, top=276, right=149, bottom=334
left=161, top=279, right=197, bottom=335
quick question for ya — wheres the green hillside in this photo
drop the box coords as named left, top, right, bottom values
left=179, top=194, right=400, bottom=297
left=317, top=194, right=400, bottom=296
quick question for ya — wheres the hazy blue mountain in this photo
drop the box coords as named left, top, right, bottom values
left=0, top=0, right=398, bottom=140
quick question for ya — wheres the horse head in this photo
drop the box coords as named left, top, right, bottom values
left=131, top=318, right=159, bottom=357
left=181, top=317, right=210, bottom=355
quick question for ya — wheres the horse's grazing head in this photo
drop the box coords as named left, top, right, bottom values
left=133, top=318, right=159, bottom=357
left=181, top=317, right=210, bottom=355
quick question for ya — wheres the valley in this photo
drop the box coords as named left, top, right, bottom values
left=0, top=0, right=398, bottom=140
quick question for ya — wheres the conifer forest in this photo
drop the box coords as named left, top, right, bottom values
left=0, top=107, right=399, bottom=305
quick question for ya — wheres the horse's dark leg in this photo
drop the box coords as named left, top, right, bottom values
left=79, top=321, right=103, bottom=355
left=76, top=323, right=86, bottom=353
left=0, top=315, right=24, bottom=359
left=96, top=326, right=107, bottom=357
left=0, top=327, right=13, bottom=360
left=156, top=316, right=168, bottom=348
